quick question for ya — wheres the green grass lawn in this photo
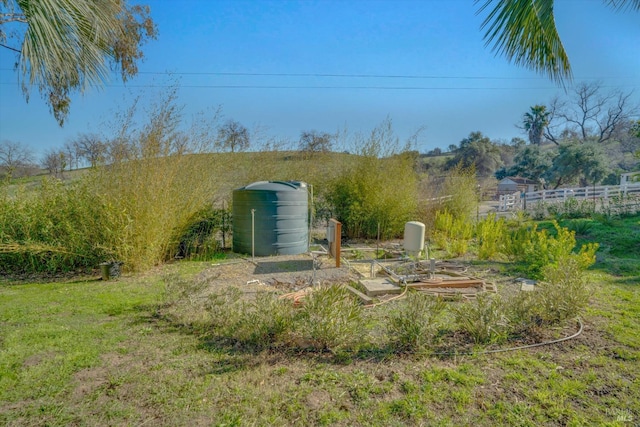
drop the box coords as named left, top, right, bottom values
left=1, top=217, right=639, bottom=426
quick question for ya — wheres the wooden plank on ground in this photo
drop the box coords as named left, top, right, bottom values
left=344, top=285, right=375, bottom=305
left=409, top=279, right=484, bottom=289
left=358, top=278, right=403, bottom=296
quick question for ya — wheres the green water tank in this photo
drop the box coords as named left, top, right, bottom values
left=232, top=181, right=309, bottom=256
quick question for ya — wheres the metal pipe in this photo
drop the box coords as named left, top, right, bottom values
left=251, top=208, right=255, bottom=262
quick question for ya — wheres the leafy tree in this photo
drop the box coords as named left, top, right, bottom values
left=298, top=130, right=334, bottom=154
left=0, top=0, right=157, bottom=125
left=447, top=131, right=503, bottom=177
left=216, top=120, right=250, bottom=153
left=477, top=0, right=640, bottom=83
left=0, top=140, right=35, bottom=178
left=546, top=142, right=609, bottom=188
left=523, top=105, right=550, bottom=145
left=501, top=144, right=554, bottom=185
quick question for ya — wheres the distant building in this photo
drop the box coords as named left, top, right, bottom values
left=620, top=172, right=640, bottom=186
left=497, top=177, right=537, bottom=195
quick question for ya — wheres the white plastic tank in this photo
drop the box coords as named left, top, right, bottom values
left=404, top=221, right=425, bottom=258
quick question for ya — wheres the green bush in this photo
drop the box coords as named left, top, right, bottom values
left=326, top=120, right=418, bottom=239
left=453, top=294, right=509, bottom=344
left=476, top=213, right=507, bottom=260
left=432, top=209, right=473, bottom=258
left=503, top=221, right=597, bottom=279
left=236, top=292, right=296, bottom=349
left=535, top=257, right=592, bottom=325
left=177, top=206, right=230, bottom=260
left=387, top=292, right=447, bottom=353
left=295, top=285, right=365, bottom=353
left=0, top=178, right=118, bottom=273
left=440, top=163, right=478, bottom=222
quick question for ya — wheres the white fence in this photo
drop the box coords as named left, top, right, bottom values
left=497, top=183, right=640, bottom=211
left=498, top=191, right=521, bottom=211
left=524, top=183, right=640, bottom=205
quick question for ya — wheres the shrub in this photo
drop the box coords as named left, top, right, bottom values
left=562, top=218, right=594, bottom=236
left=387, top=292, right=447, bottom=353
left=535, top=257, right=592, bottom=325
left=432, top=209, right=473, bottom=258
left=295, top=285, right=365, bottom=352
left=440, top=163, right=478, bottom=222
left=503, top=221, right=597, bottom=279
left=504, top=291, right=542, bottom=336
left=326, top=119, right=419, bottom=239
left=476, top=213, right=507, bottom=260
left=453, top=293, right=509, bottom=344
left=0, top=178, right=118, bottom=273
left=236, top=292, right=296, bottom=349
left=176, top=206, right=230, bottom=260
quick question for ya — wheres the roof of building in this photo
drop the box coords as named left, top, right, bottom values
left=499, top=176, right=537, bottom=185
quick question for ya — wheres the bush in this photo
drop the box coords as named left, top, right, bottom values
left=326, top=120, right=419, bottom=239
left=440, top=163, right=478, bottom=222
left=236, top=292, right=296, bottom=349
left=295, top=285, right=365, bottom=353
left=432, top=210, right=473, bottom=258
left=476, top=213, right=507, bottom=260
left=176, top=206, right=230, bottom=260
left=0, top=178, right=118, bottom=273
left=387, top=292, right=447, bottom=353
left=453, top=294, right=509, bottom=344
left=503, top=221, right=597, bottom=279
left=535, top=257, right=592, bottom=325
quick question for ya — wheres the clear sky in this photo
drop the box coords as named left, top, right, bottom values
left=1, top=0, right=639, bottom=159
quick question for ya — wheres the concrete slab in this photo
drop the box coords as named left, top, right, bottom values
left=358, top=278, right=402, bottom=296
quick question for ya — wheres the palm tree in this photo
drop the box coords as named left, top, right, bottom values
left=477, top=0, right=640, bottom=84
left=523, top=105, right=550, bottom=145
left=0, top=0, right=156, bottom=125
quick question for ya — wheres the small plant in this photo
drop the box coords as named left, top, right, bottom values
left=503, top=221, right=597, bottom=279
left=295, top=285, right=365, bottom=353
left=432, top=209, right=473, bottom=258
left=534, top=257, right=592, bottom=325
left=203, top=287, right=244, bottom=336
left=387, top=292, right=446, bottom=353
left=562, top=218, right=594, bottom=236
left=476, top=213, right=506, bottom=260
left=236, top=292, right=296, bottom=349
left=504, top=291, right=542, bottom=337
left=453, top=293, right=509, bottom=344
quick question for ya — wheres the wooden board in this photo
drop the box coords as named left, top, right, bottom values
left=409, top=279, right=484, bottom=289
left=358, top=278, right=403, bottom=296
left=344, top=285, right=374, bottom=305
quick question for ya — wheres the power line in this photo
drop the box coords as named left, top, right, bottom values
left=0, top=82, right=561, bottom=90
left=0, top=67, right=637, bottom=81
left=2, top=81, right=638, bottom=90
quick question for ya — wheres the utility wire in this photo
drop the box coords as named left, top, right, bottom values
left=4, top=82, right=637, bottom=90
left=0, top=67, right=637, bottom=81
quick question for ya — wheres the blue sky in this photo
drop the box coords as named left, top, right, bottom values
left=1, top=0, right=639, bottom=159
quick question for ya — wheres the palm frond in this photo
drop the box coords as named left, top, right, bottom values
left=476, top=0, right=572, bottom=85
left=605, top=0, right=640, bottom=11
left=16, top=0, right=123, bottom=123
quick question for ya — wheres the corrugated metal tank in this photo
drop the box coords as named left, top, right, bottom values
left=232, top=181, right=309, bottom=256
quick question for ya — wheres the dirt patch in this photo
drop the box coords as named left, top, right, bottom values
left=194, top=253, right=353, bottom=295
